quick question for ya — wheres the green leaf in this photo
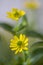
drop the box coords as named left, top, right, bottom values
left=24, top=30, right=43, bottom=39
left=31, top=41, right=43, bottom=51
left=29, top=41, right=43, bottom=65
left=0, top=23, right=15, bottom=34
left=13, top=15, right=28, bottom=32
left=30, top=54, right=43, bottom=65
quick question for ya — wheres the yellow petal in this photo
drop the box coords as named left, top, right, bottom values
left=6, top=12, right=11, bottom=15
left=25, top=43, right=28, bottom=46
left=14, top=36, right=18, bottom=40
left=24, top=38, right=28, bottom=43
left=13, top=36, right=19, bottom=42
left=11, top=47, right=18, bottom=50
left=12, top=8, right=18, bottom=12
left=15, top=49, right=19, bottom=54
left=22, top=35, right=25, bottom=41
left=20, top=10, right=25, bottom=16
left=19, top=34, right=25, bottom=41
left=19, top=34, right=23, bottom=41
left=10, top=40, right=17, bottom=44
left=19, top=48, right=22, bottom=52
left=23, top=47, right=28, bottom=50
left=10, top=39, right=14, bottom=42
left=10, top=44, right=17, bottom=47
left=14, top=17, right=19, bottom=21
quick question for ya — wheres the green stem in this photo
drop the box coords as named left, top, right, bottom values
left=22, top=51, right=26, bottom=62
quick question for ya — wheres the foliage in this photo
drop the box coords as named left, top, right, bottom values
left=0, top=0, right=43, bottom=65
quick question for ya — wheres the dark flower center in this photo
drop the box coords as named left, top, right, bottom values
left=17, top=41, right=22, bottom=46
left=14, top=11, right=20, bottom=17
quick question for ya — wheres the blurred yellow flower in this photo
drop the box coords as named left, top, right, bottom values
left=6, top=8, right=25, bottom=21
left=25, top=2, right=40, bottom=10
left=10, top=34, right=28, bottom=54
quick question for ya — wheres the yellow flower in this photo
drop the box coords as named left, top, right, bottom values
left=10, top=34, right=28, bottom=54
left=6, top=8, right=25, bottom=21
left=25, top=2, right=40, bottom=10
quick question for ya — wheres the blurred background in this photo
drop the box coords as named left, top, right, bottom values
left=0, top=0, right=43, bottom=65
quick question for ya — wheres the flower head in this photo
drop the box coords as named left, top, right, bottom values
left=6, top=8, right=25, bottom=21
left=10, top=34, right=28, bottom=54
left=25, top=2, right=40, bottom=10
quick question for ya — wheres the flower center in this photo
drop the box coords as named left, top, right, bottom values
left=14, top=11, right=20, bottom=17
left=17, top=41, right=22, bottom=46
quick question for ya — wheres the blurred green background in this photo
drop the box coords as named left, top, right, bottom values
left=0, top=0, right=43, bottom=65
